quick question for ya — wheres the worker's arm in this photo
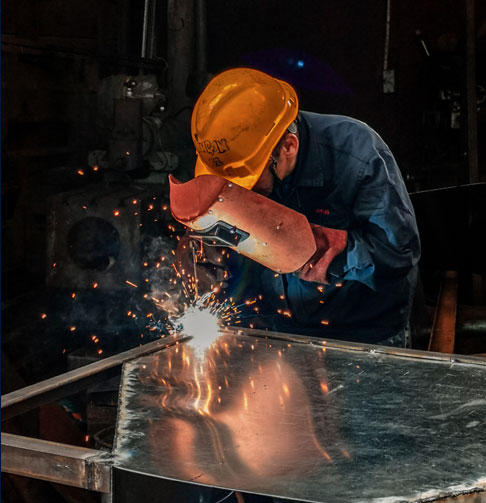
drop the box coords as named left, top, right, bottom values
left=295, top=224, right=347, bottom=284
left=327, top=149, right=421, bottom=291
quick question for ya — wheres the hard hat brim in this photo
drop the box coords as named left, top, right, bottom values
left=194, top=155, right=263, bottom=191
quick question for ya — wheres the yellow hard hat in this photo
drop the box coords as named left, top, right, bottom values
left=191, top=68, right=298, bottom=190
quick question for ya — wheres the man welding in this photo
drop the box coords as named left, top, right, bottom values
left=169, top=67, right=421, bottom=348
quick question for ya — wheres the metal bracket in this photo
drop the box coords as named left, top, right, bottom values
left=189, top=220, right=249, bottom=247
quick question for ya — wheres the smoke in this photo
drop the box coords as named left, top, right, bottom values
left=142, top=235, right=186, bottom=320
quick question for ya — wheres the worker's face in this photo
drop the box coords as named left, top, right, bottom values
left=253, top=133, right=299, bottom=196
left=253, top=159, right=276, bottom=196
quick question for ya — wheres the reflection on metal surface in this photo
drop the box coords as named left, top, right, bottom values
left=113, top=330, right=486, bottom=503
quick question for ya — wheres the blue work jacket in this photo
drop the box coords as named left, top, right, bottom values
left=232, top=111, right=421, bottom=344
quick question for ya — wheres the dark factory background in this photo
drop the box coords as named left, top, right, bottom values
left=1, top=1, right=485, bottom=501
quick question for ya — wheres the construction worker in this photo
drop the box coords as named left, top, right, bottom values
left=171, top=67, right=421, bottom=347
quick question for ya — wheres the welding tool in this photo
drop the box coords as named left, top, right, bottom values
left=175, top=232, right=229, bottom=294
left=169, top=174, right=317, bottom=274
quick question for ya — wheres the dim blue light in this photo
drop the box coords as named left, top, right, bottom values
left=297, top=60, right=304, bottom=68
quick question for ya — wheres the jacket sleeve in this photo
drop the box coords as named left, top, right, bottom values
left=328, top=148, right=421, bottom=291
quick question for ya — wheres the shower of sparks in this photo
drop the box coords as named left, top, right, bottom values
left=44, top=195, right=269, bottom=358
left=146, top=232, right=263, bottom=359
left=139, top=231, right=261, bottom=361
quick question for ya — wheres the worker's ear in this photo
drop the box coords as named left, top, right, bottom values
left=282, top=133, right=299, bottom=158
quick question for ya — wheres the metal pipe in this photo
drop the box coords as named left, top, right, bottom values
left=383, top=0, right=391, bottom=72
left=141, top=0, right=150, bottom=59
left=243, top=326, right=486, bottom=366
left=466, top=0, right=479, bottom=183
left=1, top=334, right=188, bottom=421
left=147, top=0, right=157, bottom=59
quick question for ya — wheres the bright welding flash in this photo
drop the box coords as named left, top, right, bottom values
left=175, top=300, right=223, bottom=358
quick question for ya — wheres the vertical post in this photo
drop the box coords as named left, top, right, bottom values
left=140, top=0, right=158, bottom=61
left=465, top=0, right=479, bottom=183
left=428, top=271, right=458, bottom=354
left=166, top=0, right=194, bottom=116
left=147, top=0, right=158, bottom=60
left=141, top=0, right=150, bottom=59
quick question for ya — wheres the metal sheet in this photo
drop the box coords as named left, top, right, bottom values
left=113, top=329, right=486, bottom=503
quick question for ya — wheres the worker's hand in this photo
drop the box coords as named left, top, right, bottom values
left=175, top=232, right=230, bottom=294
left=295, top=224, right=347, bottom=284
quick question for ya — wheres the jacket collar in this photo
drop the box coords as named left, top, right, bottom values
left=293, top=111, right=325, bottom=187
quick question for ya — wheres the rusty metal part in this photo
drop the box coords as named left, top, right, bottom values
left=169, top=174, right=316, bottom=273
left=429, top=271, right=459, bottom=353
left=2, top=433, right=111, bottom=493
left=1, top=333, right=188, bottom=421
